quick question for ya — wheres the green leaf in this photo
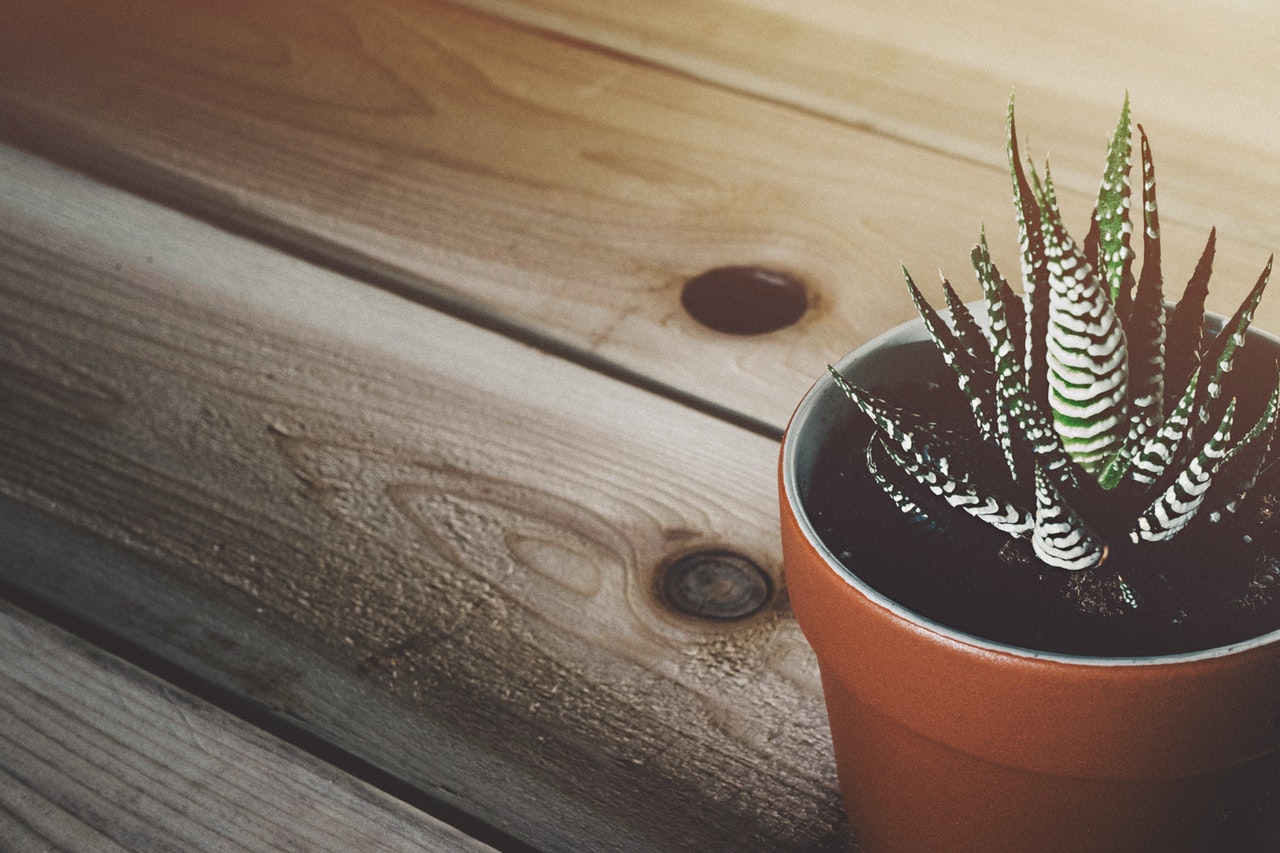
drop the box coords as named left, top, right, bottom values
left=1083, top=209, right=1102, bottom=277
left=1039, top=166, right=1130, bottom=478
left=1096, top=433, right=1138, bottom=490
left=1096, top=94, right=1135, bottom=306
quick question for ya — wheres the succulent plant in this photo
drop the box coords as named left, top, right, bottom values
left=832, top=95, right=1280, bottom=570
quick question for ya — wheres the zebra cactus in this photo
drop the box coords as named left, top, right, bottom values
left=832, top=96, right=1280, bottom=570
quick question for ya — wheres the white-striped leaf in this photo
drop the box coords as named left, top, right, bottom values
left=972, top=231, right=1078, bottom=487
left=1038, top=166, right=1130, bottom=476
left=876, top=434, right=1033, bottom=536
left=901, top=266, right=998, bottom=442
left=865, top=436, right=942, bottom=532
left=1095, top=93, right=1135, bottom=306
left=971, top=236, right=1028, bottom=481
left=1128, top=368, right=1199, bottom=485
left=1206, top=378, right=1280, bottom=521
left=940, top=272, right=994, bottom=365
left=1032, top=465, right=1107, bottom=570
left=1131, top=399, right=1237, bottom=542
left=827, top=368, right=968, bottom=475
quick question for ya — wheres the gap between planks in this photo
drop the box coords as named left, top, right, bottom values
left=0, top=596, right=500, bottom=853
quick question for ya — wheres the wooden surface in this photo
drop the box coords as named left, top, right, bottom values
left=0, top=145, right=843, bottom=850
left=5, top=0, right=1278, bottom=432
left=1, top=1, right=1279, bottom=850
left=0, top=598, right=497, bottom=852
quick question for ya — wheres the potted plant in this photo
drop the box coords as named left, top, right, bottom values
left=780, top=96, right=1280, bottom=852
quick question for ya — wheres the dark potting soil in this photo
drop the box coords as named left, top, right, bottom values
left=807, top=355, right=1280, bottom=658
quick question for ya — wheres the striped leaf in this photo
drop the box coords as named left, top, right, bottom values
left=939, top=272, right=994, bottom=366
left=971, top=236, right=1029, bottom=482
left=1032, top=465, right=1107, bottom=570
left=1128, top=368, right=1199, bottom=485
left=876, top=435, right=1033, bottom=536
left=901, top=266, right=998, bottom=441
left=827, top=368, right=968, bottom=474
left=1206, top=378, right=1280, bottom=521
left=1038, top=168, right=1130, bottom=476
left=865, top=436, right=943, bottom=532
left=1131, top=399, right=1237, bottom=542
left=1096, top=93, right=1136, bottom=307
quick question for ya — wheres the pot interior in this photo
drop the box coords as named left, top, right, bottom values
left=783, top=308, right=1280, bottom=664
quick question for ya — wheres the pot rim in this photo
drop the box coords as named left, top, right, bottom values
left=783, top=307, right=1280, bottom=667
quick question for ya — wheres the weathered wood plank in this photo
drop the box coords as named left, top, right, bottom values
left=0, top=145, right=850, bottom=850
left=0, top=599, right=498, bottom=853
left=3, top=0, right=1271, bottom=432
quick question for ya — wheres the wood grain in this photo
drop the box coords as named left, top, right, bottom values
left=458, top=0, right=1280, bottom=253
left=0, top=145, right=850, bottom=851
left=0, top=599, right=498, bottom=853
left=3, top=0, right=1273, bottom=432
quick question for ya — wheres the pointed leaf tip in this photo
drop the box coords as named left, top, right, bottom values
left=1096, top=96, right=1135, bottom=305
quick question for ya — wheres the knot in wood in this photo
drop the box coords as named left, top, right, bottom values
left=661, top=550, right=771, bottom=620
left=681, top=266, right=807, bottom=335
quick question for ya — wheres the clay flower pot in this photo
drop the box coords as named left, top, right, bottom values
left=780, top=312, right=1280, bottom=852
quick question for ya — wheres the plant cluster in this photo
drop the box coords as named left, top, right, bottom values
left=833, top=96, right=1280, bottom=570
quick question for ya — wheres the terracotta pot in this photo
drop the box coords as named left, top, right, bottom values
left=780, top=312, right=1280, bottom=852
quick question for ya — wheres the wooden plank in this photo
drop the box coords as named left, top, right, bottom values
left=3, top=0, right=1272, bottom=431
left=0, top=145, right=851, bottom=850
left=458, top=0, right=1280, bottom=255
left=0, top=599, right=498, bottom=853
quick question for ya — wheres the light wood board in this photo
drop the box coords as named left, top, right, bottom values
left=2, top=0, right=1275, bottom=431
left=458, top=0, right=1280, bottom=247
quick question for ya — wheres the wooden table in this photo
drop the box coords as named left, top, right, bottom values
left=2, top=2, right=1279, bottom=849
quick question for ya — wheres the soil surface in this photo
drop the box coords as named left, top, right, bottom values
left=807, top=362, right=1280, bottom=658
